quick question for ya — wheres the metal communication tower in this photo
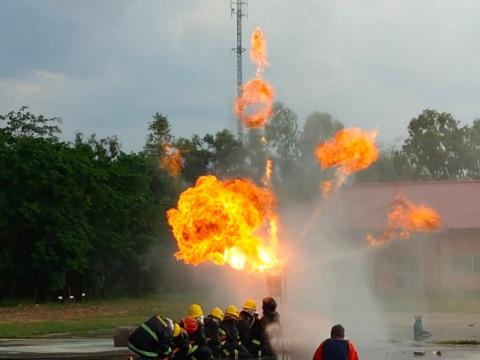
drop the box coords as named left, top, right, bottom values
left=230, top=0, right=248, bottom=140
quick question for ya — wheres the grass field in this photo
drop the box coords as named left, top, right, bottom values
left=0, top=294, right=193, bottom=338
left=2, top=293, right=480, bottom=339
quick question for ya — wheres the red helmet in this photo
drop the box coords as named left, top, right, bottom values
left=183, top=316, right=199, bottom=333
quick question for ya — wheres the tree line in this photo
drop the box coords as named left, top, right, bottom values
left=1, top=105, right=479, bottom=301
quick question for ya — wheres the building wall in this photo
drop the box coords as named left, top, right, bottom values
left=373, top=230, right=480, bottom=293
left=437, top=230, right=480, bottom=292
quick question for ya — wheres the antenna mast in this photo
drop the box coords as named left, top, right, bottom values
left=231, top=0, right=247, bottom=141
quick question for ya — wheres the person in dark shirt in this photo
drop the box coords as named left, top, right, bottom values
left=171, top=326, right=190, bottom=360
left=237, top=298, right=259, bottom=356
left=128, top=315, right=180, bottom=359
left=204, top=307, right=224, bottom=359
left=250, top=296, right=281, bottom=357
left=181, top=316, right=212, bottom=360
left=220, top=305, right=250, bottom=359
left=312, top=324, right=359, bottom=360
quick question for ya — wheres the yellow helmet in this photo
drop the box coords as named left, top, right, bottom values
left=173, top=323, right=181, bottom=338
left=211, top=307, right=224, bottom=321
left=188, top=304, right=204, bottom=319
left=225, top=304, right=239, bottom=318
left=242, top=299, right=257, bottom=311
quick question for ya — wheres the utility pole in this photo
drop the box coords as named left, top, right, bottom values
left=231, top=0, right=247, bottom=141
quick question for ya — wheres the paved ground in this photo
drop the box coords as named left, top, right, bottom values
left=1, top=338, right=480, bottom=360
left=0, top=338, right=129, bottom=359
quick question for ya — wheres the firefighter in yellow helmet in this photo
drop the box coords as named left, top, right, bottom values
left=188, top=304, right=204, bottom=322
left=220, top=305, right=250, bottom=359
left=204, top=307, right=224, bottom=359
left=238, top=299, right=259, bottom=356
left=171, top=324, right=190, bottom=360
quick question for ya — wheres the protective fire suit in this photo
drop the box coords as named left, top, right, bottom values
left=237, top=310, right=258, bottom=356
left=204, top=314, right=223, bottom=359
left=181, top=318, right=212, bottom=360
left=128, top=315, right=174, bottom=359
left=250, top=311, right=280, bottom=357
left=220, top=317, right=250, bottom=359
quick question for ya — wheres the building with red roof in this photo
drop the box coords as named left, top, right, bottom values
left=328, top=181, right=480, bottom=294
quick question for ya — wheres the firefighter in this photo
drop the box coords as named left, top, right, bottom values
left=182, top=316, right=212, bottom=360
left=128, top=315, right=180, bottom=359
left=312, top=324, right=359, bottom=360
left=220, top=305, right=250, bottom=359
left=188, top=304, right=205, bottom=324
left=237, top=299, right=259, bottom=356
left=171, top=325, right=190, bottom=360
left=204, top=307, right=224, bottom=359
left=250, top=297, right=281, bottom=357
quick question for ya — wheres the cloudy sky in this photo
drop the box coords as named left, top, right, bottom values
left=1, top=0, right=480, bottom=151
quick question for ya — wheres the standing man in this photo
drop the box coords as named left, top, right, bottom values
left=312, top=324, right=359, bottom=360
left=250, top=296, right=281, bottom=357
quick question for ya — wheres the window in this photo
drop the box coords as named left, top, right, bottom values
left=474, top=257, right=480, bottom=273
left=451, top=256, right=480, bottom=274
left=394, top=256, right=420, bottom=289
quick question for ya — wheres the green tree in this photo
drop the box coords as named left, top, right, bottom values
left=203, top=129, right=245, bottom=177
left=395, top=109, right=469, bottom=180
left=175, top=135, right=212, bottom=184
left=0, top=108, right=166, bottom=300
left=144, top=113, right=172, bottom=157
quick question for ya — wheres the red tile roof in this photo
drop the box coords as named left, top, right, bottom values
left=329, top=181, right=480, bottom=230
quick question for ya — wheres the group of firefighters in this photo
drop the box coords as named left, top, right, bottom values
left=128, top=296, right=281, bottom=360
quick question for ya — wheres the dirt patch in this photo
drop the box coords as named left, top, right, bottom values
left=0, top=303, right=132, bottom=323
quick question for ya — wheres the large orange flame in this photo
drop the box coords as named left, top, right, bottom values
left=235, top=27, right=275, bottom=129
left=367, top=197, right=441, bottom=246
left=250, top=27, right=268, bottom=72
left=167, top=175, right=280, bottom=273
left=315, top=128, right=379, bottom=194
left=160, top=144, right=183, bottom=177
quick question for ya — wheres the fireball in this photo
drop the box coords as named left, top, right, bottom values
left=367, top=197, right=441, bottom=246
left=250, top=27, right=268, bottom=71
left=167, top=175, right=280, bottom=273
left=315, top=128, right=379, bottom=194
left=235, top=78, right=275, bottom=129
left=235, top=27, right=275, bottom=129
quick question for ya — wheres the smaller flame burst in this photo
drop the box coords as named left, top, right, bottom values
left=315, top=128, right=379, bottom=195
left=160, top=144, right=183, bottom=177
left=367, top=197, right=441, bottom=246
left=235, top=27, right=275, bottom=129
left=167, top=175, right=280, bottom=273
left=262, top=159, right=273, bottom=187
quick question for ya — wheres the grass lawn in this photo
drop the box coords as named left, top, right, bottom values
left=0, top=294, right=194, bottom=338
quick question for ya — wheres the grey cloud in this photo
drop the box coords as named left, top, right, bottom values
left=1, top=0, right=480, bottom=151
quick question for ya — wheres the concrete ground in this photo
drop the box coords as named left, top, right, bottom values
left=0, top=338, right=130, bottom=359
